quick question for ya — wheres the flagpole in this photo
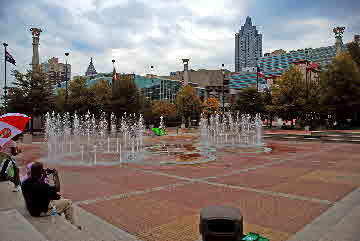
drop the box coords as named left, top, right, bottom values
left=3, top=43, right=8, bottom=112
left=256, top=57, right=259, bottom=93
left=64, top=52, right=69, bottom=110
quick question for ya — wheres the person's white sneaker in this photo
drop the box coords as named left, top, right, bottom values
left=12, top=186, right=21, bottom=192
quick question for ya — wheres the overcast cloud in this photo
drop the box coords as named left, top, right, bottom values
left=0, top=0, right=359, bottom=89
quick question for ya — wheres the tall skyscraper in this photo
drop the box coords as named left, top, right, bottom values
left=235, top=16, right=262, bottom=72
left=85, top=57, right=98, bottom=76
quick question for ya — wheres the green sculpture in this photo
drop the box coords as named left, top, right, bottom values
left=152, top=128, right=166, bottom=136
left=242, top=232, right=269, bottom=241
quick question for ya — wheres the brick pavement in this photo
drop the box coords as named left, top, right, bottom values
left=14, top=136, right=360, bottom=241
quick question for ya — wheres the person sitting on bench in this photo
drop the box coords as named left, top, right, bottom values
left=21, top=161, right=81, bottom=229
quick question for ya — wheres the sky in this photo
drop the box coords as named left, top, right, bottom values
left=0, top=0, right=359, bottom=89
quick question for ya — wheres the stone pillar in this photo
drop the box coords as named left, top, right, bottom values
left=30, top=28, right=42, bottom=71
left=333, top=27, right=345, bottom=56
left=182, top=59, right=190, bottom=85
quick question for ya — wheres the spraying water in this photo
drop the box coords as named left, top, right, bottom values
left=45, top=111, right=145, bottom=166
left=199, top=112, right=263, bottom=148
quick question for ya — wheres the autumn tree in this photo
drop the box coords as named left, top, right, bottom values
left=347, top=41, right=360, bottom=68
left=151, top=100, right=177, bottom=125
left=175, top=85, right=202, bottom=127
left=202, top=98, right=220, bottom=118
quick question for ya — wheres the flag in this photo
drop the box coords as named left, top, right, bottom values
left=306, top=62, right=319, bottom=72
left=113, top=67, right=118, bottom=81
left=5, top=51, right=16, bottom=66
left=0, top=113, right=31, bottom=148
left=257, top=66, right=262, bottom=78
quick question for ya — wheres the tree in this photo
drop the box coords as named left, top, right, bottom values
left=320, top=53, right=360, bottom=124
left=138, top=95, right=154, bottom=125
left=8, top=69, right=55, bottom=116
left=151, top=100, right=177, bottom=125
left=234, top=87, right=264, bottom=116
left=54, top=88, right=66, bottom=113
left=347, top=41, right=360, bottom=68
left=262, top=88, right=277, bottom=127
left=88, top=79, right=112, bottom=116
left=111, top=75, right=141, bottom=117
left=175, top=85, right=202, bottom=127
left=271, top=66, right=307, bottom=125
left=202, top=98, right=220, bottom=118
left=67, top=76, right=93, bottom=115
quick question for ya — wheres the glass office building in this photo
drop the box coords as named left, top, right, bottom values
left=55, top=73, right=205, bottom=103
left=135, top=75, right=205, bottom=103
left=229, top=44, right=348, bottom=90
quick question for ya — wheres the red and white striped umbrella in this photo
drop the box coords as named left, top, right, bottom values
left=0, top=113, right=31, bottom=147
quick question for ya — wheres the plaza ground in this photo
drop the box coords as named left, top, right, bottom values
left=12, top=129, right=360, bottom=241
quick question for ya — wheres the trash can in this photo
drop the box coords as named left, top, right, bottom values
left=199, top=206, right=243, bottom=241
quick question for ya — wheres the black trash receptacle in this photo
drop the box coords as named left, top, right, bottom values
left=199, top=206, right=243, bottom=241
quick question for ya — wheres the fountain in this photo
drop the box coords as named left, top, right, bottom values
left=44, top=111, right=145, bottom=166
left=199, top=112, right=271, bottom=153
left=43, top=110, right=269, bottom=167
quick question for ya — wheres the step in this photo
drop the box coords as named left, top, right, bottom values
left=0, top=209, right=48, bottom=241
left=286, top=188, right=360, bottom=241
left=75, top=205, right=141, bottom=241
left=318, top=205, right=360, bottom=241
left=23, top=211, right=97, bottom=241
left=0, top=182, right=96, bottom=241
left=0, top=182, right=26, bottom=211
left=0, top=181, right=140, bottom=241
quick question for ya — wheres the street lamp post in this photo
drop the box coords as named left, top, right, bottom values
left=150, top=65, right=154, bottom=100
left=256, top=58, right=259, bottom=92
left=2, top=43, right=8, bottom=111
left=221, top=64, right=225, bottom=111
left=64, top=52, right=69, bottom=109
left=112, top=59, right=116, bottom=90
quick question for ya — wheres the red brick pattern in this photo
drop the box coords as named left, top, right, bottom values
left=81, top=183, right=330, bottom=235
left=59, top=166, right=180, bottom=202
left=268, top=179, right=357, bottom=202
left=81, top=194, right=197, bottom=234
left=214, top=172, right=291, bottom=189
left=230, top=191, right=330, bottom=234
left=14, top=138, right=360, bottom=241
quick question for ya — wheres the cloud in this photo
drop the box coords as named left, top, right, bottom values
left=0, top=0, right=359, bottom=93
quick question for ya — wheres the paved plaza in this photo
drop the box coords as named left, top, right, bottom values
left=14, top=130, right=360, bottom=241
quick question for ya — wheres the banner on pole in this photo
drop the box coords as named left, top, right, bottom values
left=5, top=51, right=16, bottom=66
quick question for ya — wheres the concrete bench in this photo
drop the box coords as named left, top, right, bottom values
left=0, top=209, right=48, bottom=241
left=0, top=181, right=140, bottom=241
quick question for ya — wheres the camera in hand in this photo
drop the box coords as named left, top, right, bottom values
left=45, top=168, right=56, bottom=175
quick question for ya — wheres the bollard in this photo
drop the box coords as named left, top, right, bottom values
left=200, top=206, right=243, bottom=241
